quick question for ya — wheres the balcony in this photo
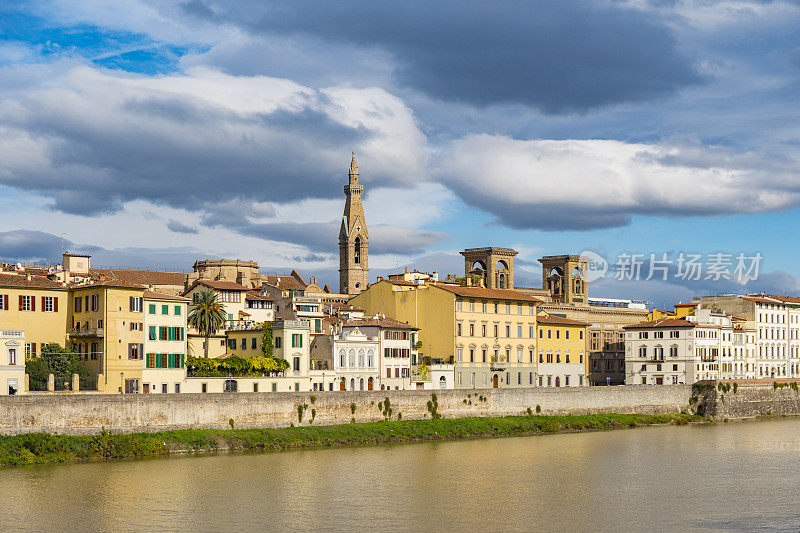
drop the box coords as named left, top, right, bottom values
left=69, top=327, right=104, bottom=338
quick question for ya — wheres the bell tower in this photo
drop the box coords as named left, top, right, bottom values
left=339, top=151, right=369, bottom=295
left=539, top=255, right=589, bottom=306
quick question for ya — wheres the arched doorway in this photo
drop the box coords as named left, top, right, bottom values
left=339, top=378, right=346, bottom=391
left=439, top=376, right=447, bottom=389
left=359, top=378, right=364, bottom=390
left=350, top=378, right=355, bottom=390
left=368, top=377, right=374, bottom=390
left=555, top=376, right=561, bottom=387
left=492, top=374, right=499, bottom=388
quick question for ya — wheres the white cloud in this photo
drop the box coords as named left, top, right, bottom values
left=433, top=134, right=800, bottom=230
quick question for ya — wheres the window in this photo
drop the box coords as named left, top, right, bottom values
left=149, top=326, right=157, bottom=340
left=639, top=346, right=647, bottom=358
left=565, top=375, right=570, bottom=386
left=469, top=323, right=474, bottom=336
left=517, top=348, right=523, bottom=363
left=8, top=348, right=16, bottom=365
left=201, top=383, right=208, bottom=393
left=354, top=236, right=361, bottom=264
left=223, top=380, right=238, bottom=392
left=251, top=337, right=257, bottom=350
left=162, top=383, right=168, bottom=394
left=128, top=343, right=142, bottom=360
left=470, top=301, right=475, bottom=312
left=149, top=304, right=156, bottom=314
left=91, top=294, right=99, bottom=312
left=517, top=325, right=522, bottom=338
left=291, top=334, right=303, bottom=348
left=241, top=338, right=246, bottom=349
left=293, top=357, right=300, bottom=372
left=482, top=324, right=487, bottom=336
left=21, top=295, right=31, bottom=311
left=175, top=384, right=180, bottom=393
left=228, top=339, right=236, bottom=349
left=469, top=348, right=475, bottom=362
left=74, top=296, right=82, bottom=313
left=44, top=296, right=54, bottom=312
left=272, top=383, right=277, bottom=392
left=457, top=347, right=463, bottom=362
left=174, top=305, right=181, bottom=315
left=162, top=304, right=169, bottom=315
left=494, top=324, right=499, bottom=337
left=129, top=297, right=142, bottom=312
left=275, top=336, right=282, bottom=348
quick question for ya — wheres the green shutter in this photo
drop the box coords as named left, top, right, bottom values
left=181, top=354, right=185, bottom=368
left=149, top=304, right=156, bottom=314
left=155, top=353, right=162, bottom=368
left=180, top=327, right=184, bottom=341
left=174, top=305, right=181, bottom=315
left=149, top=326, right=156, bottom=340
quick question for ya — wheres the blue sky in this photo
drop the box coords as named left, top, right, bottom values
left=1, top=0, right=800, bottom=307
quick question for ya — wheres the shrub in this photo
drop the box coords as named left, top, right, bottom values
left=536, top=405, right=541, bottom=413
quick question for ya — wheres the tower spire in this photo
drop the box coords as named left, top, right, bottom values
left=349, top=150, right=359, bottom=184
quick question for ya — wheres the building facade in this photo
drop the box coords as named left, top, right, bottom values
left=0, top=329, right=25, bottom=395
left=536, top=314, right=589, bottom=387
left=142, top=291, right=189, bottom=394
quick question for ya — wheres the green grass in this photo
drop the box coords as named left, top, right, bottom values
left=0, top=412, right=702, bottom=467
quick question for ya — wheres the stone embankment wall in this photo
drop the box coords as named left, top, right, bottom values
left=696, top=380, right=800, bottom=419
left=0, top=385, right=692, bottom=435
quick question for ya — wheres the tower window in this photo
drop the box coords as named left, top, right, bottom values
left=354, top=236, right=361, bottom=264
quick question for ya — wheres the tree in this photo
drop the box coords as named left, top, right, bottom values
left=25, top=343, right=92, bottom=391
left=260, top=321, right=273, bottom=358
left=188, top=289, right=227, bottom=358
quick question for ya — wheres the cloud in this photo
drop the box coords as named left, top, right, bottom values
left=0, top=64, right=427, bottom=217
left=166, top=219, right=199, bottom=234
left=0, top=230, right=64, bottom=263
left=433, top=134, right=800, bottom=230
left=193, top=0, right=702, bottom=113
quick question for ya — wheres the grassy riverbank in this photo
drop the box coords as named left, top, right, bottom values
left=0, top=412, right=701, bottom=467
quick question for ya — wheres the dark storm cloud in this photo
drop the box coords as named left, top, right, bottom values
left=197, top=0, right=702, bottom=113
left=2, top=95, right=367, bottom=214
left=222, top=220, right=447, bottom=256
left=0, top=230, right=65, bottom=263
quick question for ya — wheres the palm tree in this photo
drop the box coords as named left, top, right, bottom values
left=188, top=289, right=227, bottom=358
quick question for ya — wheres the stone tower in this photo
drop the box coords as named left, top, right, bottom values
left=339, top=151, right=369, bottom=295
left=539, top=255, right=588, bottom=306
left=460, top=247, right=518, bottom=289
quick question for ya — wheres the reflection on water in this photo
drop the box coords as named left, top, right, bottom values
left=2, top=418, right=800, bottom=532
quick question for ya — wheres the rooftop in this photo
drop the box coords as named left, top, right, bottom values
left=624, top=318, right=696, bottom=329
left=0, top=273, right=66, bottom=290
left=436, top=284, right=541, bottom=303
left=91, top=268, right=188, bottom=287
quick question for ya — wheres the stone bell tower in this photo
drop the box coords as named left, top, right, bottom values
left=339, top=151, right=369, bottom=295
left=539, top=255, right=588, bottom=306
left=460, top=247, right=518, bottom=289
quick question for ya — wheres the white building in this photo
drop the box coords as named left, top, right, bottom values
left=142, top=291, right=189, bottom=394
left=0, top=329, right=25, bottom=395
left=624, top=309, right=756, bottom=385
left=700, top=294, right=800, bottom=379
left=342, top=315, right=418, bottom=391
left=332, top=328, right=379, bottom=391
left=412, top=363, right=455, bottom=390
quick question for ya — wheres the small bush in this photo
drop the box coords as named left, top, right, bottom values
left=228, top=418, right=235, bottom=430
left=536, top=405, right=541, bottom=414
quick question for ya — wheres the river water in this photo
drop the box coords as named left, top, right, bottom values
left=2, top=418, right=800, bottom=532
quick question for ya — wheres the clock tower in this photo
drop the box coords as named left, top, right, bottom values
left=339, top=151, right=369, bottom=295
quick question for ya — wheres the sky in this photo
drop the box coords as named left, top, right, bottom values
left=1, top=0, right=800, bottom=308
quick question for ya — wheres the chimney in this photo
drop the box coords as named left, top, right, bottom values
left=466, top=276, right=472, bottom=286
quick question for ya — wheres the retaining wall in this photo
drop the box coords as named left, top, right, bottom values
left=0, top=385, right=692, bottom=435
left=696, top=381, right=800, bottom=419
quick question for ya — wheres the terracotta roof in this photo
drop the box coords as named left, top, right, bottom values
left=0, top=273, right=66, bottom=289
left=761, top=294, right=800, bottom=304
left=143, top=290, right=190, bottom=301
left=741, top=296, right=781, bottom=305
left=90, top=268, right=187, bottom=286
left=263, top=275, right=306, bottom=290
left=624, top=318, right=695, bottom=329
left=70, top=280, right=146, bottom=290
left=245, top=290, right=274, bottom=301
left=435, top=285, right=541, bottom=303
left=536, top=315, right=590, bottom=326
left=386, top=279, right=416, bottom=286
left=185, top=279, right=249, bottom=293
left=344, top=317, right=419, bottom=330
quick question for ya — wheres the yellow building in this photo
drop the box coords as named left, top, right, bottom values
left=350, top=279, right=540, bottom=389
left=0, top=273, right=69, bottom=356
left=536, top=313, right=589, bottom=387
left=69, top=281, right=146, bottom=394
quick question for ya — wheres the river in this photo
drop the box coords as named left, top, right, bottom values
left=2, top=418, right=800, bottom=532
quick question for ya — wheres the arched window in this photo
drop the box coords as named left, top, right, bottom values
left=354, top=237, right=361, bottom=264
left=498, top=273, right=506, bottom=289
left=359, top=378, right=364, bottom=390
left=439, top=375, right=447, bottom=389
left=350, top=378, right=355, bottom=390
left=565, top=350, right=570, bottom=364
left=348, top=349, right=355, bottom=367
left=367, top=349, right=374, bottom=367
left=358, top=349, right=365, bottom=367
left=223, top=379, right=238, bottom=393
left=556, top=350, right=561, bottom=364
left=339, top=349, right=346, bottom=368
